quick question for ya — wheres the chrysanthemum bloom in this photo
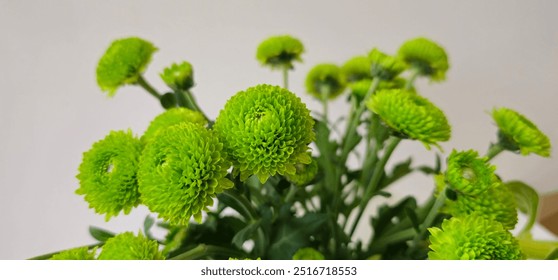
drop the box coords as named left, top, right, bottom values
left=349, top=78, right=408, bottom=102
left=368, top=48, right=406, bottom=81
left=492, top=107, right=551, bottom=157
left=285, top=157, right=318, bottom=187
left=397, top=37, right=449, bottom=82
left=445, top=150, right=498, bottom=196
left=292, top=247, right=325, bottom=260
left=367, top=89, right=451, bottom=148
left=342, top=55, right=372, bottom=83
left=49, top=247, right=97, bottom=260
left=141, top=107, right=207, bottom=143
left=139, top=122, right=233, bottom=225
left=98, top=232, right=164, bottom=260
left=428, top=215, right=523, bottom=260
left=96, top=37, right=157, bottom=96
left=76, top=130, right=143, bottom=220
left=213, top=84, right=315, bottom=183
left=256, top=35, right=304, bottom=69
left=160, top=61, right=194, bottom=91
left=305, top=64, right=347, bottom=100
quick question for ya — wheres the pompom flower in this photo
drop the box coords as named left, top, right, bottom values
left=368, top=48, right=406, bottom=80
left=285, top=157, right=318, bottom=186
left=76, top=130, right=143, bottom=220
left=160, top=61, right=194, bottom=91
left=141, top=107, right=207, bottom=143
left=138, top=122, right=233, bottom=225
left=492, top=107, right=551, bottom=157
left=428, top=215, right=523, bottom=260
left=96, top=37, right=157, bottom=96
left=213, top=84, right=315, bottom=183
left=292, top=247, right=325, bottom=260
left=341, top=55, right=372, bottom=83
left=445, top=150, right=498, bottom=196
left=49, top=247, right=97, bottom=260
left=98, top=232, right=164, bottom=260
left=256, top=35, right=305, bottom=69
left=397, top=37, right=449, bottom=82
left=367, top=89, right=451, bottom=148
left=305, top=64, right=347, bottom=100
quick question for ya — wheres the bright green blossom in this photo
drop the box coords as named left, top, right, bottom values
left=445, top=150, right=498, bottom=196
left=368, top=48, right=406, bottom=80
left=256, top=35, right=304, bottom=69
left=98, top=232, right=164, bottom=260
left=292, top=247, right=325, bottom=260
left=342, top=55, right=372, bottom=83
left=367, top=89, right=451, bottom=148
left=139, top=122, right=233, bottom=225
left=305, top=64, right=347, bottom=100
left=285, top=157, right=318, bottom=186
left=492, top=107, right=551, bottom=157
left=76, top=130, right=143, bottom=220
left=49, top=246, right=97, bottom=260
left=160, top=61, right=194, bottom=91
left=428, top=215, right=523, bottom=260
left=214, top=84, right=315, bottom=183
left=398, top=37, right=449, bottom=82
left=349, top=78, right=408, bottom=102
left=96, top=37, right=157, bottom=96
left=141, top=107, right=207, bottom=143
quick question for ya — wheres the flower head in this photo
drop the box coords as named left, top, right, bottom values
left=398, top=37, right=449, bottom=82
left=492, top=107, right=551, bottom=157
left=76, top=130, right=143, bottom=220
left=305, top=64, right=347, bottom=100
left=445, top=150, right=498, bottom=196
left=49, top=246, right=97, bottom=260
left=96, top=37, right=157, bottom=96
left=141, top=107, right=207, bottom=143
left=368, top=48, right=406, bottom=80
left=98, top=232, right=164, bottom=260
left=367, top=89, right=451, bottom=148
left=214, top=84, right=315, bottom=183
left=349, top=78, right=408, bottom=102
left=138, top=122, right=233, bottom=225
left=341, top=55, right=372, bottom=83
left=160, top=61, right=194, bottom=91
left=285, top=156, right=318, bottom=186
left=292, top=247, right=325, bottom=260
left=256, top=35, right=304, bottom=69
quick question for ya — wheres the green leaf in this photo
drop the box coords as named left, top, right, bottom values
left=404, top=207, right=420, bottom=232
left=379, top=158, right=413, bottom=190
left=143, top=215, right=155, bottom=238
left=232, top=220, right=262, bottom=249
left=545, top=248, right=558, bottom=260
left=89, top=226, right=115, bottom=242
left=268, top=213, right=328, bottom=259
left=417, top=153, right=442, bottom=175
left=506, top=180, right=539, bottom=235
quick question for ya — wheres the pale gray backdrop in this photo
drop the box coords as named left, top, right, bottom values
left=1, top=0, right=557, bottom=259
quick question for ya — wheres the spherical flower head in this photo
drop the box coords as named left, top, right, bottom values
left=428, top=215, right=523, bottom=260
left=256, top=35, right=304, bottom=69
left=160, top=61, right=194, bottom=91
left=285, top=156, right=318, bottom=186
left=342, top=55, right=372, bottom=83
left=96, top=37, right=157, bottom=96
left=305, top=63, right=347, bottom=100
left=138, top=122, right=233, bottom=225
left=397, top=37, right=449, bottom=82
left=292, top=247, right=325, bottom=260
left=368, top=48, right=406, bottom=80
left=445, top=150, right=498, bottom=196
left=49, top=247, right=97, bottom=260
left=141, top=107, right=207, bottom=143
left=492, top=107, right=551, bottom=157
left=98, top=232, right=164, bottom=260
left=76, top=130, right=143, bottom=220
left=367, top=89, right=451, bottom=149
left=213, top=84, right=315, bottom=183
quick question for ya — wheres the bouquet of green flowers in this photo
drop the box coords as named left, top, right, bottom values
left=37, top=35, right=556, bottom=260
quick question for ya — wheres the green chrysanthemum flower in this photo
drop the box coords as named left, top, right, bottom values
left=285, top=157, right=318, bottom=186
left=256, top=35, right=304, bottom=69
left=98, top=232, right=164, bottom=260
left=49, top=247, right=97, bottom=260
left=492, top=107, right=551, bottom=157
left=349, top=78, right=408, bottom=101
left=213, top=84, right=315, bottom=183
left=367, top=89, right=451, bottom=148
left=445, top=150, right=498, bottom=196
left=96, top=37, right=157, bottom=96
left=138, top=122, right=233, bottom=225
left=398, top=37, right=449, bottom=82
left=428, top=215, right=523, bottom=260
left=141, top=108, right=207, bottom=143
left=292, top=247, right=325, bottom=260
left=305, top=64, right=347, bottom=100
left=342, top=55, right=372, bottom=83
left=160, top=61, right=194, bottom=91
left=368, top=48, right=406, bottom=81
left=76, top=130, right=143, bottom=220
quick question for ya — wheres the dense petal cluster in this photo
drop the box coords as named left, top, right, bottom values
left=397, top=37, right=449, bottom=82
left=49, top=247, right=97, bottom=260
left=492, top=107, right=551, bottom=157
left=341, top=55, right=372, bottom=83
left=367, top=89, right=451, bottom=148
left=285, top=157, right=318, bottom=186
left=428, top=215, right=523, bottom=260
left=292, top=247, right=325, bottom=260
left=305, top=64, right=347, bottom=100
left=214, top=84, right=315, bottom=183
left=98, top=232, right=164, bottom=260
left=141, top=107, right=207, bottom=143
left=96, top=37, right=157, bottom=96
left=368, top=48, right=406, bottom=80
left=256, top=35, right=305, bottom=69
left=445, top=150, right=497, bottom=196
left=160, top=61, right=194, bottom=91
left=139, top=123, right=233, bottom=225
left=76, top=130, right=143, bottom=220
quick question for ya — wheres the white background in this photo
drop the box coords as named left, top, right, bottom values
left=0, top=0, right=557, bottom=259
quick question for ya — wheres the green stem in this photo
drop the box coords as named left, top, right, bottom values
left=170, top=244, right=243, bottom=260
left=321, top=90, right=329, bottom=124
left=181, top=90, right=210, bottom=122
left=409, top=186, right=447, bottom=250
left=372, top=228, right=416, bottom=250
left=282, top=66, right=289, bottom=89
left=28, top=242, right=103, bottom=260
left=405, top=68, right=420, bottom=90
left=485, top=143, right=505, bottom=161
left=136, top=75, right=162, bottom=100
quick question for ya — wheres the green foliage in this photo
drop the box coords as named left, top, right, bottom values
left=506, top=181, right=539, bottom=235
left=256, top=35, right=304, bottom=69
left=98, top=232, right=164, bottom=260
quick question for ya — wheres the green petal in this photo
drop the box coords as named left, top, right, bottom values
left=49, top=247, right=97, bottom=260
left=98, top=232, right=164, bottom=260
left=141, top=107, right=207, bottom=143
left=445, top=150, right=497, bottom=196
